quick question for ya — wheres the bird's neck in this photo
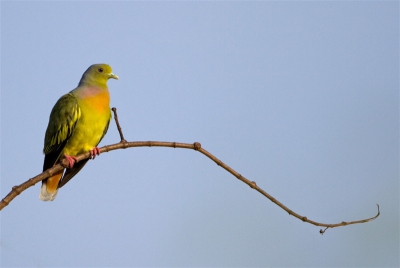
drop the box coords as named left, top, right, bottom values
left=78, top=76, right=107, bottom=88
left=74, top=84, right=109, bottom=98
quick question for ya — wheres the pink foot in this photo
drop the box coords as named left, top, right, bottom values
left=64, top=154, right=78, bottom=168
left=90, top=147, right=101, bottom=159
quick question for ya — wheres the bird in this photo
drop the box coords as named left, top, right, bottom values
left=40, top=64, right=119, bottom=201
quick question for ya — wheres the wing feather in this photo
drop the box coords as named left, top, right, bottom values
left=43, top=92, right=81, bottom=170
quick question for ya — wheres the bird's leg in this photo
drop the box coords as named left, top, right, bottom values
left=64, top=155, right=78, bottom=168
left=90, top=147, right=101, bottom=159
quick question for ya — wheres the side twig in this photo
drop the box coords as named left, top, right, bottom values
left=0, top=108, right=380, bottom=234
left=111, top=107, right=126, bottom=142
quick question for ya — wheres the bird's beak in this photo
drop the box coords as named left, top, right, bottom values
left=109, top=73, right=119, bottom=80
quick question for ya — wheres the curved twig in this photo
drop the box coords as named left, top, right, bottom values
left=0, top=140, right=380, bottom=231
left=0, top=108, right=380, bottom=234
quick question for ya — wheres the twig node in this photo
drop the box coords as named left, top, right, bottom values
left=193, top=142, right=201, bottom=150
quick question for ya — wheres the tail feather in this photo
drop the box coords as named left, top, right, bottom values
left=39, top=170, right=63, bottom=201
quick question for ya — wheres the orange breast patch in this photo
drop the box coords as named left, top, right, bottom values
left=82, top=90, right=110, bottom=113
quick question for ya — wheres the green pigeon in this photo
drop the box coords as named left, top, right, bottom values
left=40, top=64, right=118, bottom=201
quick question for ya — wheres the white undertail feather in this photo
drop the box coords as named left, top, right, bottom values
left=39, top=181, right=58, bottom=201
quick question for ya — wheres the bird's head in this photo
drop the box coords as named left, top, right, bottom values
left=79, top=64, right=119, bottom=87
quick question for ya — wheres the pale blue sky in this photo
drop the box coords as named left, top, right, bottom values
left=1, top=1, right=399, bottom=267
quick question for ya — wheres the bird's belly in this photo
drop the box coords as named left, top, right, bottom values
left=63, top=111, right=110, bottom=156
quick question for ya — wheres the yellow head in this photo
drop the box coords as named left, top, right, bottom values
left=78, top=64, right=119, bottom=87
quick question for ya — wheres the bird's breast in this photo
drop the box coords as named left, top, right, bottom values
left=63, top=87, right=111, bottom=155
left=79, top=87, right=110, bottom=113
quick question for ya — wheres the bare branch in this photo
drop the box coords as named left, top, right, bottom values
left=0, top=140, right=379, bottom=232
left=0, top=108, right=380, bottom=233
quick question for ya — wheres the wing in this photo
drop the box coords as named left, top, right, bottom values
left=58, top=110, right=111, bottom=189
left=43, top=92, right=81, bottom=171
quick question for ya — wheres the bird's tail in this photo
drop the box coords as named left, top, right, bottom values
left=39, top=169, right=63, bottom=201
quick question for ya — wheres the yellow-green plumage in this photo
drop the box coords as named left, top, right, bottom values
left=40, top=64, right=118, bottom=201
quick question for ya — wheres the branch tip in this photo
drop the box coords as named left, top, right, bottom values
left=320, top=227, right=329, bottom=234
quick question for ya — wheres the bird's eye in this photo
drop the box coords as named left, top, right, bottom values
left=98, top=68, right=104, bottom=73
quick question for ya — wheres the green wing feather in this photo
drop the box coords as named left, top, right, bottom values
left=43, top=92, right=81, bottom=162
